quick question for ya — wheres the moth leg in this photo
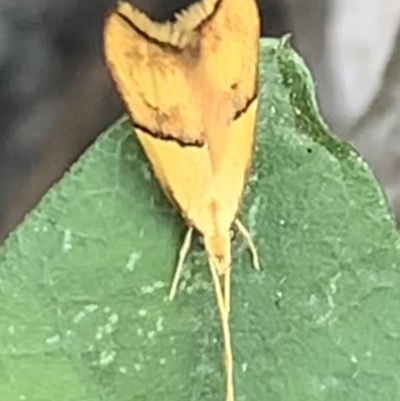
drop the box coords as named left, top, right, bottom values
left=234, top=219, right=260, bottom=270
left=224, top=268, right=231, bottom=315
left=209, top=258, right=234, bottom=401
left=169, top=228, right=193, bottom=300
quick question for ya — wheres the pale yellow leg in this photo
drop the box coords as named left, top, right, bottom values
left=224, top=269, right=231, bottom=315
left=209, top=258, right=234, bottom=401
left=234, top=219, right=260, bottom=270
left=169, top=228, right=193, bottom=300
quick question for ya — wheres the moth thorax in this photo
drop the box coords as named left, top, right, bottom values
left=204, top=232, right=231, bottom=276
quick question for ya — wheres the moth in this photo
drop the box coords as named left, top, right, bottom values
left=103, top=0, right=260, bottom=400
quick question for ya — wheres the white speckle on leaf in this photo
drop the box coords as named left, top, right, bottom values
left=247, top=197, right=261, bottom=233
left=119, top=366, right=127, bottom=374
left=95, top=327, right=104, bottom=341
left=141, top=164, right=152, bottom=181
left=73, top=311, right=85, bottom=324
left=103, top=306, right=111, bottom=314
left=308, top=294, right=317, bottom=306
left=248, top=170, right=258, bottom=184
left=8, top=325, right=15, bottom=335
left=178, top=280, right=187, bottom=293
left=329, top=272, right=342, bottom=294
left=62, top=229, right=72, bottom=252
left=141, top=281, right=165, bottom=294
left=155, top=281, right=165, bottom=289
left=46, top=334, right=60, bottom=345
left=109, top=313, right=119, bottom=325
left=241, top=363, right=248, bottom=372
left=365, top=350, right=372, bottom=357
left=316, top=310, right=333, bottom=325
left=140, top=285, right=153, bottom=294
left=191, top=274, right=208, bottom=292
left=19, top=395, right=26, bottom=401
left=134, top=363, right=142, bottom=371
left=99, top=313, right=118, bottom=336
left=279, top=219, right=285, bottom=225
left=156, top=317, right=164, bottom=332
left=99, top=350, right=116, bottom=366
left=137, top=328, right=144, bottom=336
left=85, top=304, right=99, bottom=313
left=160, top=358, right=166, bottom=365
left=138, top=309, right=147, bottom=317
left=126, top=251, right=141, bottom=271
left=323, top=376, right=339, bottom=389
left=147, top=331, right=155, bottom=340
left=368, top=272, right=379, bottom=283
left=326, top=293, right=334, bottom=309
left=350, top=355, right=357, bottom=364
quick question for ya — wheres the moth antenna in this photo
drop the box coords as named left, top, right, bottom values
left=169, top=227, right=193, bottom=300
left=224, top=267, right=231, bottom=315
left=209, top=257, right=234, bottom=401
left=234, top=219, right=260, bottom=270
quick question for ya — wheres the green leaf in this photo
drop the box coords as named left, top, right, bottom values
left=1, top=38, right=400, bottom=401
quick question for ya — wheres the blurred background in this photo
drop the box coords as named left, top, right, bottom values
left=0, top=0, right=399, bottom=242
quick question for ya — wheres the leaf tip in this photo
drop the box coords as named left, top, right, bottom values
left=278, top=33, right=293, bottom=50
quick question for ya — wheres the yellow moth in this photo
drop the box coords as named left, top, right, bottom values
left=103, top=0, right=260, bottom=400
